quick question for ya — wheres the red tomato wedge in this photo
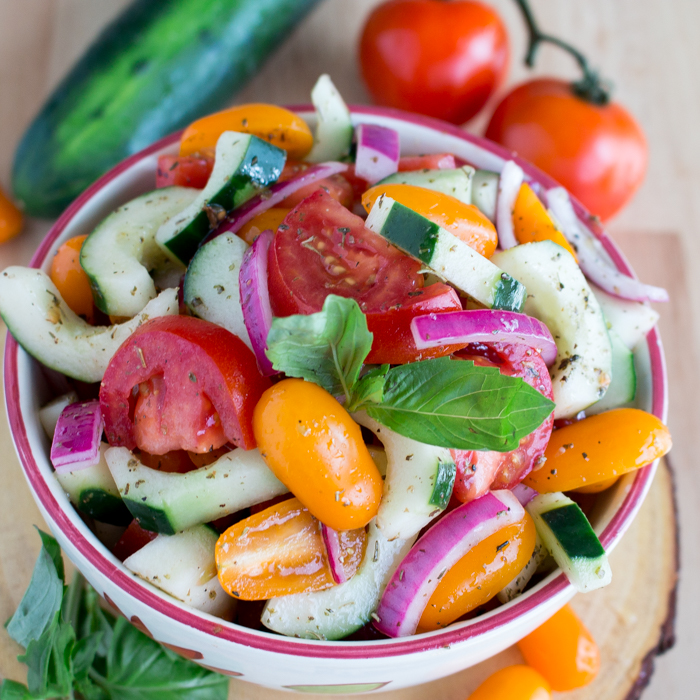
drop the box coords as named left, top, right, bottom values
left=452, top=342, right=554, bottom=501
left=268, top=190, right=463, bottom=364
left=155, top=155, right=213, bottom=189
left=398, top=154, right=456, bottom=171
left=113, top=520, right=158, bottom=562
left=100, top=316, right=270, bottom=454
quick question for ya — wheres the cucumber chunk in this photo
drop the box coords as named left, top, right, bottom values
left=377, top=166, right=475, bottom=203
left=81, top=187, right=197, bottom=317
left=471, top=169, right=499, bottom=222
left=0, top=268, right=178, bottom=382
left=365, top=195, right=526, bottom=311
left=156, top=132, right=285, bottom=264
left=261, top=521, right=414, bottom=639
left=586, top=329, right=636, bottom=415
left=183, top=231, right=251, bottom=348
left=492, top=240, right=612, bottom=419
left=124, top=525, right=235, bottom=619
left=105, top=446, right=287, bottom=534
left=306, top=74, right=353, bottom=163
left=527, top=492, right=612, bottom=592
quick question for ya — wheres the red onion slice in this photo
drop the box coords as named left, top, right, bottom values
left=511, top=482, right=537, bottom=507
left=546, top=187, right=669, bottom=303
left=239, top=229, right=275, bottom=375
left=321, top=523, right=346, bottom=584
left=410, top=309, right=558, bottom=366
left=354, top=123, right=400, bottom=184
left=496, top=160, right=524, bottom=250
left=50, top=401, right=104, bottom=473
left=374, top=490, right=524, bottom=637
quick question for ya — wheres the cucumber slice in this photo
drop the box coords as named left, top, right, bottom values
left=586, top=329, right=636, bottom=415
left=105, top=446, right=287, bottom=534
left=124, top=525, right=235, bottom=619
left=156, top=132, right=285, bottom=264
left=80, top=187, right=197, bottom=317
left=55, top=444, right=130, bottom=526
left=365, top=195, right=526, bottom=311
left=39, top=391, right=79, bottom=439
left=0, top=268, right=178, bottom=383
left=492, top=240, right=612, bottom=419
left=471, top=169, right=499, bottom=222
left=527, top=492, right=612, bottom=592
left=261, top=521, right=414, bottom=639
left=183, top=231, right=251, bottom=348
left=354, top=412, right=455, bottom=541
left=376, top=166, right=475, bottom=203
left=306, top=74, right=353, bottom=163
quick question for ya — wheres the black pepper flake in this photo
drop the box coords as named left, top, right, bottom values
left=496, top=541, right=509, bottom=552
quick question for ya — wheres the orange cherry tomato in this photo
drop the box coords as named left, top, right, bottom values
left=512, top=183, right=577, bottom=260
left=524, top=408, right=672, bottom=493
left=0, top=186, right=23, bottom=244
left=180, top=104, right=313, bottom=160
left=517, top=604, right=599, bottom=690
left=237, top=207, right=290, bottom=246
left=215, top=497, right=366, bottom=600
left=418, top=513, right=536, bottom=632
left=485, top=78, right=647, bottom=221
left=359, top=0, right=509, bottom=124
left=468, top=665, right=551, bottom=700
left=49, top=235, right=95, bottom=323
left=362, top=183, right=498, bottom=258
left=253, top=379, right=383, bottom=531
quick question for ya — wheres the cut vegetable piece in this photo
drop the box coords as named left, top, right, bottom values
left=374, top=490, right=524, bottom=637
left=471, top=169, right=499, bottom=222
left=526, top=492, right=611, bottom=592
left=156, top=132, right=285, bottom=264
left=354, top=123, right=400, bottom=183
left=81, top=187, right=197, bottom=317
left=353, top=412, right=455, bottom=541
left=261, top=521, right=414, bottom=640
left=321, top=524, right=346, bottom=584
left=51, top=400, right=103, bottom=472
left=124, top=525, right=235, bottom=618
left=495, top=160, right=523, bottom=250
left=496, top=531, right=548, bottom=603
left=411, top=310, right=557, bottom=366
left=105, top=446, right=287, bottom=535
left=398, top=153, right=455, bottom=171
left=55, top=443, right=130, bottom=526
left=586, top=329, right=636, bottom=415
left=492, top=240, right=612, bottom=419
left=306, top=75, right=353, bottom=162
left=376, top=166, right=475, bottom=204
left=0, top=268, right=178, bottom=382
left=183, top=231, right=251, bottom=348
left=365, top=195, right=526, bottom=311
left=39, top=391, right=79, bottom=439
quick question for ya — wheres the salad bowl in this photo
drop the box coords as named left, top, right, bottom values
left=4, top=105, right=667, bottom=693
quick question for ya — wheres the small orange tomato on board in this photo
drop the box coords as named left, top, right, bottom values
left=467, top=665, right=551, bottom=700
left=0, top=187, right=23, bottom=244
left=418, top=513, right=536, bottom=631
left=253, top=379, right=383, bottom=531
left=517, top=604, right=600, bottom=690
left=49, top=235, right=95, bottom=323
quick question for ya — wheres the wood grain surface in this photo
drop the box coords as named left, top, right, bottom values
left=1, top=1, right=698, bottom=697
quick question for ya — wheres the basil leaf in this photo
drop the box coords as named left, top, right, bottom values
left=0, top=680, right=31, bottom=700
left=364, top=357, right=555, bottom=451
left=347, top=364, right=389, bottom=412
left=266, top=295, right=372, bottom=399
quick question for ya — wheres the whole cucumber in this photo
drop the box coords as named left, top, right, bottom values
left=12, top=0, right=322, bottom=217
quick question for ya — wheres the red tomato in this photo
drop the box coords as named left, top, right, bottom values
left=485, top=78, right=648, bottom=221
left=155, top=155, right=213, bottom=189
left=398, top=154, right=456, bottom=171
left=359, top=0, right=509, bottom=124
left=268, top=190, right=462, bottom=364
left=277, top=161, right=353, bottom=209
left=113, top=519, right=158, bottom=562
left=135, top=449, right=196, bottom=473
left=452, top=342, right=554, bottom=501
left=100, top=316, right=270, bottom=454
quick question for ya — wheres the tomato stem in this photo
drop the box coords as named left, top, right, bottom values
left=512, top=0, right=611, bottom=105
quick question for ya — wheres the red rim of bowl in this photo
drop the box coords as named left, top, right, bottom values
left=4, top=105, right=667, bottom=660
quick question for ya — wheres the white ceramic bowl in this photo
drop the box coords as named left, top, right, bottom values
left=4, top=106, right=668, bottom=694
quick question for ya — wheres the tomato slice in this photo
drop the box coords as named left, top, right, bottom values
left=113, top=519, right=158, bottom=562
left=100, top=316, right=270, bottom=454
left=135, top=448, right=196, bottom=473
left=155, top=155, right=213, bottom=189
left=452, top=342, right=554, bottom=501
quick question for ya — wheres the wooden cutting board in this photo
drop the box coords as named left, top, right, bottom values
left=0, top=232, right=686, bottom=699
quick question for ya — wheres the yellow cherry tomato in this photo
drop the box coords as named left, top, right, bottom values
left=468, top=665, right=551, bottom=700
left=253, top=379, right=383, bottom=530
left=237, top=207, right=290, bottom=246
left=49, top=235, right=95, bottom=323
left=512, top=183, right=577, bottom=260
left=0, top=186, right=23, bottom=244
left=362, top=183, right=498, bottom=258
left=524, top=408, right=672, bottom=493
left=517, top=604, right=599, bottom=690
left=180, top=104, right=313, bottom=159
left=418, top=513, right=536, bottom=632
